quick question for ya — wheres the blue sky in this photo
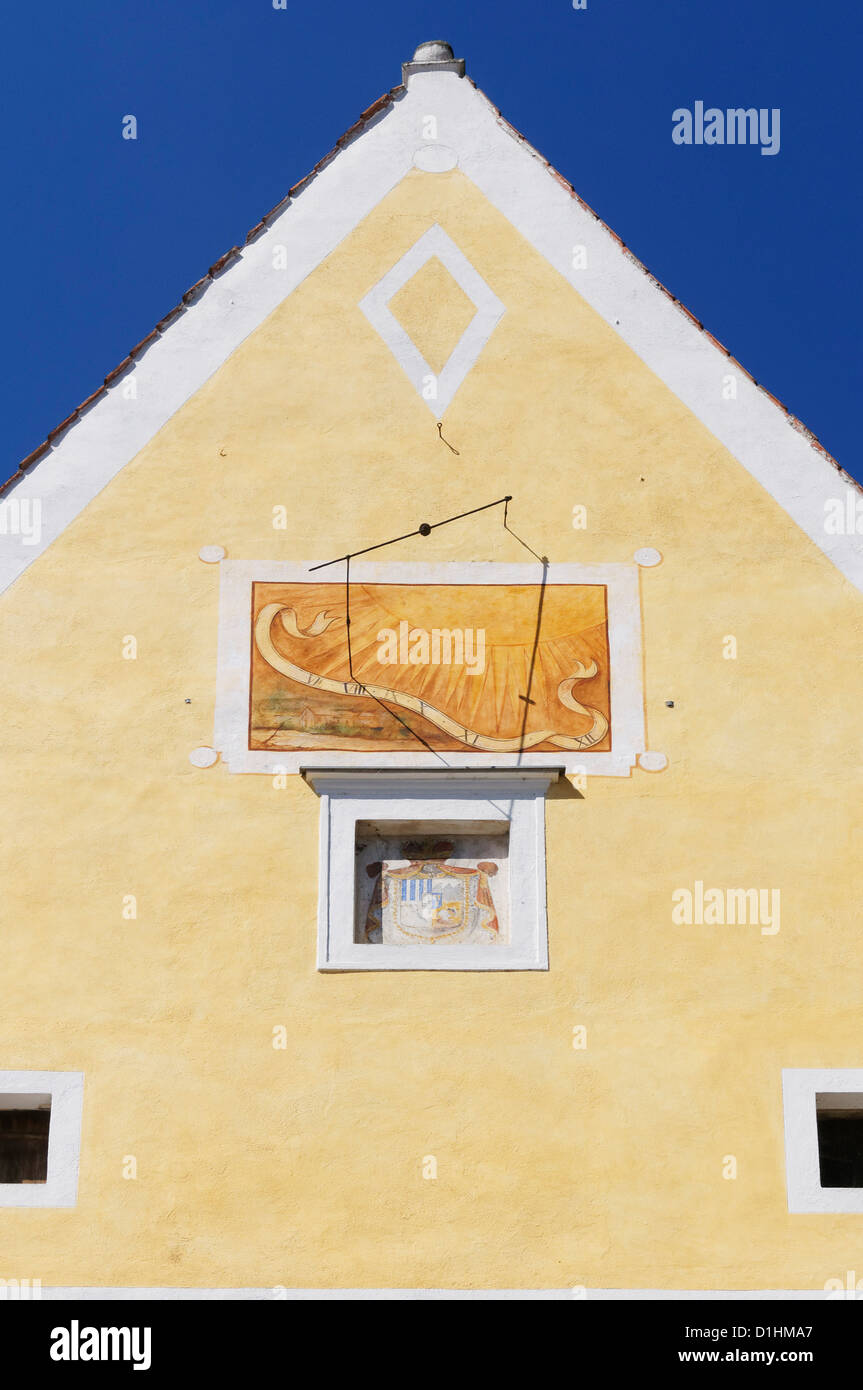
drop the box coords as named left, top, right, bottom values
left=3, top=0, right=860, bottom=480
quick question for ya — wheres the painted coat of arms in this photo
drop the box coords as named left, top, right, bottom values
left=364, top=858, right=501, bottom=945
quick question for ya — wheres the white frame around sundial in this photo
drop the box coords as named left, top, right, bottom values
left=213, top=557, right=647, bottom=777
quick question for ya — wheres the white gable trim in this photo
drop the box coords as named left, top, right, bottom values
left=2, top=70, right=859, bottom=596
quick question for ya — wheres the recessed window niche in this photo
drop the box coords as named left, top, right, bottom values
left=354, top=821, right=510, bottom=947
left=0, top=1071, right=84, bottom=1208
left=0, top=1094, right=51, bottom=1183
left=815, top=1095, right=863, bottom=1188
left=783, top=1069, right=863, bottom=1213
left=303, top=768, right=559, bottom=971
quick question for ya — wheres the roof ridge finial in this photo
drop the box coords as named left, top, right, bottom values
left=402, top=40, right=465, bottom=83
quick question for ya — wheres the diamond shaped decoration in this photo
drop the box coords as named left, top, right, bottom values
left=389, top=257, right=478, bottom=376
left=359, top=224, right=505, bottom=415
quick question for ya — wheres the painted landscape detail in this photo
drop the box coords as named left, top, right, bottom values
left=250, top=581, right=611, bottom=753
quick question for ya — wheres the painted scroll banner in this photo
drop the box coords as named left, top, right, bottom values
left=249, top=580, right=611, bottom=754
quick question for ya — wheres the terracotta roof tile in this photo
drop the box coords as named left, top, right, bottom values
left=129, top=328, right=160, bottom=358
left=17, top=440, right=51, bottom=472
left=674, top=302, right=704, bottom=331
left=209, top=247, right=241, bottom=278
left=46, top=409, right=80, bottom=443
left=244, top=220, right=268, bottom=247
left=181, top=275, right=210, bottom=306
left=702, top=330, right=731, bottom=356
left=155, top=305, right=184, bottom=333
left=103, top=357, right=133, bottom=386
left=78, top=386, right=105, bottom=412
left=257, top=193, right=291, bottom=227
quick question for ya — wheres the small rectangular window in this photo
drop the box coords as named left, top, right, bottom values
left=306, top=769, right=555, bottom=971
left=0, top=1096, right=51, bottom=1183
left=0, top=1071, right=84, bottom=1207
left=783, top=1070, right=863, bottom=1213
left=816, top=1095, right=863, bottom=1188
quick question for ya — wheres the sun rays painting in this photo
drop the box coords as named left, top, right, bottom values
left=249, top=580, right=611, bottom=754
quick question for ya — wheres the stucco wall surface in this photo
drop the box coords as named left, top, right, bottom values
left=1, top=166, right=861, bottom=1291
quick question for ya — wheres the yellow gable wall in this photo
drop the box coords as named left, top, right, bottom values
left=1, top=166, right=862, bottom=1290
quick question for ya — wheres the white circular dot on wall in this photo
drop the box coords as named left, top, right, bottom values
left=638, top=751, right=668, bottom=773
left=189, top=747, right=218, bottom=768
left=198, top=546, right=226, bottom=563
left=412, top=144, right=458, bottom=172
left=634, top=548, right=662, bottom=567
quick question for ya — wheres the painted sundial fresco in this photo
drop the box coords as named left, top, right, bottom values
left=250, top=580, right=611, bottom=754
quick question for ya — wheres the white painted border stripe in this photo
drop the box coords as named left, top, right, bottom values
left=32, top=1287, right=837, bottom=1301
left=2, top=70, right=859, bottom=598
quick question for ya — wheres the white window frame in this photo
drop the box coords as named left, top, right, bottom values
left=0, top=1070, right=85, bottom=1208
left=782, top=1068, right=863, bottom=1213
left=304, top=768, right=559, bottom=971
